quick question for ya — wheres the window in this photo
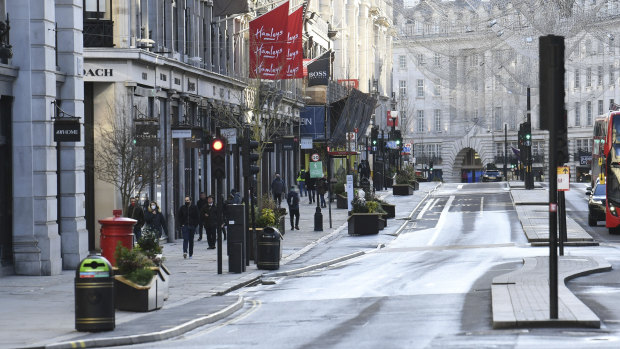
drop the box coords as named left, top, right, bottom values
left=434, top=109, right=441, bottom=131
left=494, top=107, right=502, bottom=131
left=417, top=54, right=425, bottom=65
left=599, top=99, right=604, bottom=115
left=586, top=67, right=592, bottom=87
left=587, top=101, right=593, bottom=125
left=434, top=79, right=440, bottom=96
left=399, top=55, right=406, bottom=69
left=84, top=0, right=108, bottom=19
left=575, top=102, right=581, bottom=126
left=574, top=69, right=580, bottom=88
left=417, top=110, right=425, bottom=132
left=598, top=66, right=603, bottom=86
left=399, top=80, right=407, bottom=96
left=417, top=79, right=424, bottom=97
left=495, top=142, right=505, bottom=157
left=434, top=53, right=441, bottom=66
left=598, top=40, right=604, bottom=55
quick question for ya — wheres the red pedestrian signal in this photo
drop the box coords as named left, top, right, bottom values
left=211, top=138, right=226, bottom=179
left=212, top=139, right=224, bottom=152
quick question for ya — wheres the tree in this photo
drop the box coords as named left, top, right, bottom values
left=95, top=101, right=164, bottom=210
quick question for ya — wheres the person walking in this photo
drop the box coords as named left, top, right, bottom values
left=145, top=201, right=168, bottom=239
left=200, top=195, right=219, bottom=249
left=125, top=196, right=145, bottom=244
left=230, top=189, right=242, bottom=204
left=317, top=175, right=328, bottom=208
left=178, top=196, right=199, bottom=259
left=296, top=169, right=306, bottom=197
left=287, top=185, right=300, bottom=230
left=305, top=170, right=316, bottom=204
left=271, top=173, right=285, bottom=207
left=196, top=192, right=208, bottom=241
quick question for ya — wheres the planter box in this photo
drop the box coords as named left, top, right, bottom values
left=393, top=184, right=414, bottom=196
left=156, top=264, right=170, bottom=301
left=409, top=181, right=419, bottom=190
left=381, top=203, right=395, bottom=219
left=277, top=215, right=286, bottom=235
left=336, top=194, right=349, bottom=209
left=385, top=177, right=393, bottom=188
left=347, top=213, right=380, bottom=235
left=114, top=274, right=162, bottom=312
left=378, top=217, right=385, bottom=230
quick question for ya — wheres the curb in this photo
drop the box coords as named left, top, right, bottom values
left=38, top=296, right=245, bottom=349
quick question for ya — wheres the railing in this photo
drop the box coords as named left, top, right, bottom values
left=416, top=155, right=442, bottom=165
left=84, top=20, right=114, bottom=48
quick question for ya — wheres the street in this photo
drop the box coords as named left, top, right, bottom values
left=111, top=182, right=620, bottom=348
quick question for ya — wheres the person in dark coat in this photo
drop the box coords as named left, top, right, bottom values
left=178, top=196, right=200, bottom=259
left=317, top=176, right=328, bottom=208
left=231, top=189, right=242, bottom=204
left=304, top=170, right=316, bottom=204
left=200, top=195, right=219, bottom=249
left=287, top=185, right=300, bottom=230
left=271, top=173, right=285, bottom=207
left=196, top=192, right=208, bottom=241
left=125, top=196, right=145, bottom=244
left=145, top=201, right=168, bottom=239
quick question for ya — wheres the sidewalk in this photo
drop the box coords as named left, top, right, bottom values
left=1, top=183, right=438, bottom=349
left=490, top=182, right=611, bottom=328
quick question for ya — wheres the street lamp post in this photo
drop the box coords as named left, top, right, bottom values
left=504, top=123, right=508, bottom=181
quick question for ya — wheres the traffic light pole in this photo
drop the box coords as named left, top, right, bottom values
left=525, top=87, right=535, bottom=189
left=503, top=124, right=508, bottom=181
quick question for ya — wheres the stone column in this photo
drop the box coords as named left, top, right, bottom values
left=56, top=0, right=89, bottom=269
left=9, top=0, right=61, bottom=275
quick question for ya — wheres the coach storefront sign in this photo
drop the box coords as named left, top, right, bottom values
left=54, top=118, right=81, bottom=142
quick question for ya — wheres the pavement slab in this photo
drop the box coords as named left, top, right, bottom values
left=492, top=255, right=612, bottom=329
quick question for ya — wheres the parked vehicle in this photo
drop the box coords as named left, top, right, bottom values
left=587, top=183, right=606, bottom=226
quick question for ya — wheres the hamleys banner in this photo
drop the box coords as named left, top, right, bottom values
left=249, top=1, right=289, bottom=79
left=284, top=6, right=303, bottom=79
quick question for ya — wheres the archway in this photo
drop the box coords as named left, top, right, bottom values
left=454, top=147, right=483, bottom=183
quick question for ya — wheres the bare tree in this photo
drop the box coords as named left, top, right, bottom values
left=95, top=102, right=164, bottom=210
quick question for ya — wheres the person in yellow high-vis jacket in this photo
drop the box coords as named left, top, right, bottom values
left=296, top=169, right=306, bottom=197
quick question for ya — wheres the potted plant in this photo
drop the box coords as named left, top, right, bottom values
left=366, top=200, right=387, bottom=230
left=347, top=193, right=381, bottom=235
left=113, top=242, right=163, bottom=312
left=393, top=167, right=415, bottom=196
left=138, top=227, right=169, bottom=301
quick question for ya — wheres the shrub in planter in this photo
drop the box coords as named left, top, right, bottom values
left=114, top=243, right=162, bottom=312
left=348, top=196, right=381, bottom=235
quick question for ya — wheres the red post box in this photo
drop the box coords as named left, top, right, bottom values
left=99, top=209, right=136, bottom=266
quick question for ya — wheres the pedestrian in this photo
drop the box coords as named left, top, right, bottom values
left=305, top=170, right=316, bottom=204
left=196, top=192, right=208, bottom=241
left=200, top=195, right=219, bottom=249
left=230, top=189, right=242, bottom=204
left=271, top=173, right=285, bottom=206
left=296, top=169, right=306, bottom=197
left=287, top=185, right=300, bottom=230
left=125, top=196, right=145, bottom=244
left=317, top=175, right=328, bottom=208
left=178, top=196, right=199, bottom=259
left=145, top=201, right=168, bottom=239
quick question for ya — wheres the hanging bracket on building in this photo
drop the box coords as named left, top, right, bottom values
left=52, top=101, right=81, bottom=142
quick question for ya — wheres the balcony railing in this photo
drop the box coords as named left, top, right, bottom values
left=84, top=20, right=114, bottom=48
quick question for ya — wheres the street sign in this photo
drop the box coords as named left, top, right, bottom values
left=346, top=175, right=354, bottom=212
left=557, top=166, right=570, bottom=191
left=311, top=153, right=320, bottom=162
left=220, top=128, right=237, bottom=145
left=309, top=161, right=323, bottom=178
left=301, top=137, right=313, bottom=149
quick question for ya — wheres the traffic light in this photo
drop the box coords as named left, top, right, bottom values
left=394, top=130, right=403, bottom=150
left=429, top=161, right=434, bottom=172
left=242, top=128, right=260, bottom=177
left=211, top=137, right=226, bottom=179
left=371, top=127, right=378, bottom=150
left=523, top=121, right=531, bottom=146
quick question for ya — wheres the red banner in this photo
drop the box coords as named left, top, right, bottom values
left=284, top=6, right=303, bottom=79
left=387, top=110, right=399, bottom=127
left=249, top=1, right=289, bottom=80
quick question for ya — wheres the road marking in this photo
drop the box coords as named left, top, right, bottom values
left=428, top=195, right=454, bottom=246
left=457, top=184, right=463, bottom=189
left=429, top=198, right=439, bottom=211
left=416, top=198, right=434, bottom=220
left=480, top=197, right=484, bottom=216
left=180, top=300, right=261, bottom=340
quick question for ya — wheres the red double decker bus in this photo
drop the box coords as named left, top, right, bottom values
left=592, top=115, right=607, bottom=187
left=604, top=111, right=620, bottom=233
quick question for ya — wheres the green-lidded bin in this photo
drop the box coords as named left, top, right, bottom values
left=75, top=255, right=115, bottom=332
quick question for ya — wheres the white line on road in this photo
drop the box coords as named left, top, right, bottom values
left=428, top=195, right=454, bottom=246
left=416, top=198, right=434, bottom=220
left=480, top=196, right=484, bottom=216
left=457, top=184, right=463, bottom=189
left=429, top=198, right=439, bottom=211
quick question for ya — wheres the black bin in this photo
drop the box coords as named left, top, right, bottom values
left=226, top=204, right=246, bottom=273
left=256, top=227, right=282, bottom=270
left=75, top=255, right=115, bottom=331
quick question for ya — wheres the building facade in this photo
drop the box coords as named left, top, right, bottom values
left=393, top=0, right=620, bottom=182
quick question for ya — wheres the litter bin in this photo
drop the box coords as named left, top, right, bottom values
left=99, top=209, right=136, bottom=266
left=256, top=226, right=282, bottom=270
left=75, top=255, right=115, bottom=332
